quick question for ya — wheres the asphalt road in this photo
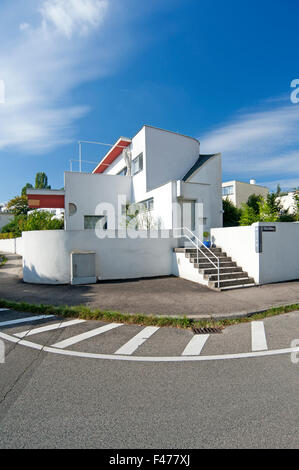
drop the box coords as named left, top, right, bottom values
left=1, top=309, right=299, bottom=448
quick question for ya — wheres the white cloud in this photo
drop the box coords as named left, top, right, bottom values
left=200, top=103, right=299, bottom=190
left=0, top=0, right=113, bottom=153
left=40, top=0, right=108, bottom=38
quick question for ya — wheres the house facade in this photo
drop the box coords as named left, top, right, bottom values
left=28, top=125, right=223, bottom=239
left=222, top=179, right=269, bottom=208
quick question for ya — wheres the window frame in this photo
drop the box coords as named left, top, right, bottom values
left=131, top=153, right=144, bottom=176
left=84, top=215, right=108, bottom=230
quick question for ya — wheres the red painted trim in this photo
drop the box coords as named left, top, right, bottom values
left=28, top=194, right=65, bottom=209
left=93, top=139, right=131, bottom=174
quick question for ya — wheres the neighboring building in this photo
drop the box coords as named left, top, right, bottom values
left=222, top=180, right=269, bottom=208
left=278, top=191, right=299, bottom=215
left=27, top=125, right=223, bottom=238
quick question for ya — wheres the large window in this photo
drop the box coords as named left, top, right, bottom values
left=132, top=153, right=143, bottom=176
left=84, top=215, right=107, bottom=230
left=222, top=185, right=234, bottom=196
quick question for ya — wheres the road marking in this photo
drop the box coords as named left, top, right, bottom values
left=0, top=330, right=298, bottom=362
left=182, top=334, right=209, bottom=356
left=51, top=323, right=123, bottom=349
left=251, top=321, right=268, bottom=351
left=14, top=319, right=86, bottom=338
left=115, top=327, right=160, bottom=355
left=0, top=315, right=55, bottom=328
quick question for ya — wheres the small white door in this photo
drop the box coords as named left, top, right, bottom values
left=181, top=200, right=196, bottom=232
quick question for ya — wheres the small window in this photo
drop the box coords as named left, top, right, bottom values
left=69, top=203, right=77, bottom=216
left=138, top=197, right=154, bottom=212
left=84, top=215, right=107, bottom=230
left=117, top=167, right=127, bottom=176
left=222, top=186, right=234, bottom=196
left=132, top=153, right=143, bottom=176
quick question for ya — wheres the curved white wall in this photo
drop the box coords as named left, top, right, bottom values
left=22, top=230, right=178, bottom=285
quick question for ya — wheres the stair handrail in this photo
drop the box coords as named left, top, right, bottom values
left=173, top=227, right=221, bottom=288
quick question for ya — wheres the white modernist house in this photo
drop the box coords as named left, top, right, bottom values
left=222, top=180, right=269, bottom=208
left=29, top=125, right=223, bottom=238
left=20, top=125, right=231, bottom=287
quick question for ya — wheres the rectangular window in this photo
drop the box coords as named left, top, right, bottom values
left=138, top=197, right=154, bottom=212
left=222, top=186, right=234, bottom=196
left=117, top=167, right=127, bottom=176
left=132, top=153, right=143, bottom=176
left=84, top=216, right=107, bottom=230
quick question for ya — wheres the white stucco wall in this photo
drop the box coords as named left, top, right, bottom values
left=211, top=222, right=299, bottom=285
left=211, top=225, right=259, bottom=282
left=0, top=237, right=23, bottom=255
left=144, top=126, right=200, bottom=192
left=22, top=230, right=179, bottom=284
left=183, top=154, right=223, bottom=234
left=64, top=172, right=132, bottom=230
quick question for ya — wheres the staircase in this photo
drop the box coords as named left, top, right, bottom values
left=174, top=247, right=255, bottom=291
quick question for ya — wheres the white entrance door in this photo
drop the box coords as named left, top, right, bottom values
left=181, top=200, right=196, bottom=233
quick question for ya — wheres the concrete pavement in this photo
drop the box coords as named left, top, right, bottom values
left=1, top=254, right=299, bottom=318
left=1, top=308, right=299, bottom=448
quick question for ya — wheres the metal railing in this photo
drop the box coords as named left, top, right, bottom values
left=174, top=227, right=220, bottom=288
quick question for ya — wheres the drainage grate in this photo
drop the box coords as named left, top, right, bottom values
left=192, top=327, right=222, bottom=335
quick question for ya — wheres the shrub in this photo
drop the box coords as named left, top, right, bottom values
left=0, top=233, right=14, bottom=240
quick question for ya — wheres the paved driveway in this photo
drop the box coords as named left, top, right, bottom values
left=1, top=254, right=299, bottom=317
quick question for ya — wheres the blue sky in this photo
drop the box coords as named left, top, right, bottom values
left=0, top=0, right=299, bottom=202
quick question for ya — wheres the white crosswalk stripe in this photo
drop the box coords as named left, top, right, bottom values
left=115, top=327, right=160, bottom=355
left=182, top=334, right=209, bottom=356
left=14, top=319, right=86, bottom=338
left=52, top=322, right=123, bottom=349
left=0, top=315, right=55, bottom=327
left=251, top=321, right=268, bottom=351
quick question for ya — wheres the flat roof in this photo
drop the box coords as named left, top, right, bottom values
left=92, top=137, right=131, bottom=174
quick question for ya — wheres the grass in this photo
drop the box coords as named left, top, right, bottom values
left=0, top=298, right=299, bottom=330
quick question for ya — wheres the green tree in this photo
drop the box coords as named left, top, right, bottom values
left=240, top=204, right=259, bottom=226
left=1, top=211, right=64, bottom=237
left=35, top=172, right=51, bottom=189
left=276, top=184, right=281, bottom=196
left=222, top=198, right=242, bottom=227
left=247, top=194, right=263, bottom=216
left=258, top=193, right=281, bottom=222
left=21, top=183, right=33, bottom=196
left=7, top=195, right=29, bottom=215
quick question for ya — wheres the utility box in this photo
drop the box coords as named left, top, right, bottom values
left=71, top=251, right=96, bottom=285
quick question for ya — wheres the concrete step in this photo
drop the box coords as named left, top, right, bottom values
left=184, top=247, right=222, bottom=254
left=194, top=261, right=237, bottom=269
left=209, top=277, right=255, bottom=289
left=174, top=247, right=222, bottom=254
left=187, top=254, right=229, bottom=261
left=200, top=266, right=242, bottom=275
left=207, top=272, right=249, bottom=281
